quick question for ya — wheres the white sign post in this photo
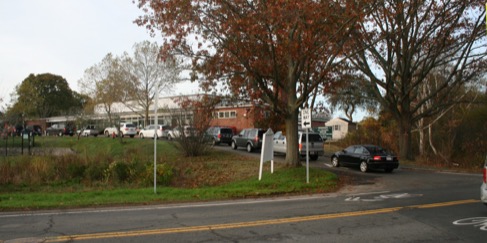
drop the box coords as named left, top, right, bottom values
left=301, top=108, right=311, bottom=184
left=301, top=108, right=311, bottom=129
left=259, top=128, right=274, bottom=180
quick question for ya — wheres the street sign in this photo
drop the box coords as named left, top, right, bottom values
left=301, top=108, right=311, bottom=129
left=259, top=129, right=274, bottom=180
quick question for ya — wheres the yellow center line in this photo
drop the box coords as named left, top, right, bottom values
left=43, top=199, right=479, bottom=242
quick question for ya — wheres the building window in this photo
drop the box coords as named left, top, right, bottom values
left=217, top=111, right=237, bottom=119
left=334, top=125, right=341, bottom=131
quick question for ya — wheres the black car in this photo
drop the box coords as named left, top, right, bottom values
left=46, top=123, right=75, bottom=136
left=231, top=128, right=265, bottom=152
left=206, top=126, right=234, bottom=146
left=331, top=144, right=399, bottom=173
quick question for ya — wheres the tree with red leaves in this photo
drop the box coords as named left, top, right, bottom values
left=135, top=0, right=368, bottom=165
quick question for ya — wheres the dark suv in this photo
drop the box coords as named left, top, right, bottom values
left=206, top=126, right=234, bottom=146
left=231, top=128, right=265, bottom=152
left=46, top=123, right=75, bottom=136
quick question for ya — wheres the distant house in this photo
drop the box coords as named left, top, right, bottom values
left=324, top=117, right=357, bottom=140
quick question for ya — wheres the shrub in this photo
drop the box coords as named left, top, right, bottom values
left=104, top=161, right=131, bottom=183
left=85, top=162, right=108, bottom=182
left=171, top=134, right=213, bottom=157
left=67, top=163, right=86, bottom=181
left=144, top=163, right=174, bottom=186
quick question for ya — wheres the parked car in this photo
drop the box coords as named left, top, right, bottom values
left=80, top=125, right=101, bottom=137
left=46, top=123, right=75, bottom=136
left=481, top=155, right=487, bottom=207
left=273, top=130, right=324, bottom=161
left=24, top=125, right=43, bottom=136
left=120, top=123, right=137, bottom=138
left=167, top=125, right=196, bottom=140
left=330, top=145, right=399, bottom=173
left=104, top=123, right=137, bottom=138
left=14, top=125, right=24, bottom=136
left=160, top=125, right=172, bottom=139
left=139, top=125, right=165, bottom=139
left=206, top=126, right=234, bottom=146
left=231, top=128, right=265, bottom=152
left=104, top=126, right=118, bottom=137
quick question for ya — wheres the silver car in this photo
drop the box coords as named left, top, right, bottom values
left=481, top=155, right=487, bottom=207
left=273, top=130, right=325, bottom=161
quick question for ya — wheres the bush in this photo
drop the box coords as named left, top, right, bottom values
left=144, top=163, right=174, bottom=186
left=171, top=134, right=212, bottom=157
left=85, top=162, right=108, bottom=182
left=67, top=163, right=86, bottom=181
left=104, top=161, right=131, bottom=183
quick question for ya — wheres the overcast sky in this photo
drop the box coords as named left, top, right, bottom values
left=0, top=0, right=199, bottom=107
left=0, top=1, right=366, bottom=120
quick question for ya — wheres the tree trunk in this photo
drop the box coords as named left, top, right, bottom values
left=418, top=118, right=424, bottom=156
left=399, top=118, right=414, bottom=161
left=284, top=107, right=300, bottom=166
left=145, top=107, right=149, bottom=127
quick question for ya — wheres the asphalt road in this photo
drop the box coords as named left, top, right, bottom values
left=1, top=145, right=485, bottom=242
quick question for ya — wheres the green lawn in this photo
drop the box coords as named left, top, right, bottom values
left=0, top=136, right=339, bottom=211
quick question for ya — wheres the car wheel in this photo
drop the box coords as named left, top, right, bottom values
left=331, top=157, right=340, bottom=167
left=105, top=131, right=109, bottom=137
left=231, top=141, right=238, bottom=150
left=140, top=133, right=144, bottom=139
left=310, top=154, right=319, bottom=161
left=212, top=139, right=217, bottom=146
left=246, top=143, right=253, bottom=153
left=385, top=168, right=394, bottom=173
left=360, top=161, right=368, bottom=173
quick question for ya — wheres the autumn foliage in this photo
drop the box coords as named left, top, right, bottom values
left=135, top=0, right=369, bottom=165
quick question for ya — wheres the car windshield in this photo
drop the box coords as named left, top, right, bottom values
left=125, top=124, right=135, bottom=128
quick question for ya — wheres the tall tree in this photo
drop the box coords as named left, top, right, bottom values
left=78, top=53, right=130, bottom=130
left=9, top=73, right=85, bottom=118
left=121, top=41, right=183, bottom=127
left=326, top=71, right=379, bottom=122
left=348, top=0, right=487, bottom=160
left=135, top=0, right=367, bottom=165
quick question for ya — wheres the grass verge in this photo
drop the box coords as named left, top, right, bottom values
left=0, top=167, right=338, bottom=211
left=0, top=136, right=339, bottom=211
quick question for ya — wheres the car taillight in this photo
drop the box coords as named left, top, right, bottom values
left=483, top=167, right=487, bottom=183
left=373, top=156, right=382, bottom=161
left=125, top=128, right=128, bottom=131
left=255, top=136, right=259, bottom=142
left=218, top=134, right=221, bottom=139
left=299, top=143, right=302, bottom=151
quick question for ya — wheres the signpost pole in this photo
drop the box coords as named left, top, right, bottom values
left=306, top=128, right=309, bottom=184
left=301, top=107, right=312, bottom=184
left=154, top=86, right=158, bottom=194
